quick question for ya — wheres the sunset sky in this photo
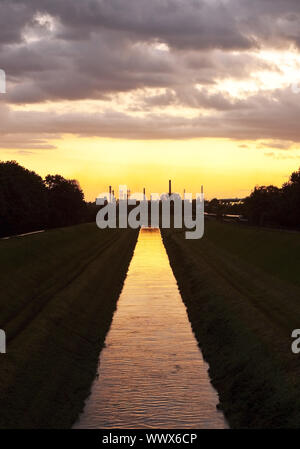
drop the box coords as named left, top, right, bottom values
left=1, top=0, right=300, bottom=200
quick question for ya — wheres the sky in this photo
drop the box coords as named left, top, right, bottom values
left=1, top=0, right=300, bottom=200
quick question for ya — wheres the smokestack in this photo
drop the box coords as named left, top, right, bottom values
left=109, top=185, right=112, bottom=202
left=143, top=187, right=146, bottom=200
left=169, top=179, right=172, bottom=196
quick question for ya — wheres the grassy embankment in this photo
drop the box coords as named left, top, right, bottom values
left=0, top=224, right=138, bottom=428
left=162, top=220, right=300, bottom=428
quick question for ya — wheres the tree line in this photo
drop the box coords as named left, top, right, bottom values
left=206, top=167, right=300, bottom=229
left=2, top=161, right=300, bottom=237
left=0, top=161, right=97, bottom=238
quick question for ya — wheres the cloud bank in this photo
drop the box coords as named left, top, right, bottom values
left=1, top=0, right=300, bottom=147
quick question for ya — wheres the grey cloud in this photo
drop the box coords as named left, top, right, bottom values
left=2, top=39, right=276, bottom=105
left=259, top=140, right=294, bottom=150
left=0, top=0, right=35, bottom=45
left=34, top=0, right=300, bottom=51
left=2, top=1, right=300, bottom=52
left=0, top=0, right=296, bottom=105
left=1, top=0, right=300, bottom=147
left=30, top=0, right=300, bottom=50
left=143, top=87, right=248, bottom=111
left=0, top=135, right=56, bottom=150
left=1, top=86, right=300, bottom=144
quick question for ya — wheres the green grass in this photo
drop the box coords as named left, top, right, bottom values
left=204, top=219, right=300, bottom=287
left=0, top=224, right=138, bottom=428
left=162, top=220, right=300, bottom=428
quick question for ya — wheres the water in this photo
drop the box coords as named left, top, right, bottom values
left=74, top=229, right=226, bottom=429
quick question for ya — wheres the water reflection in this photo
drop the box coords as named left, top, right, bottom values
left=74, top=229, right=226, bottom=429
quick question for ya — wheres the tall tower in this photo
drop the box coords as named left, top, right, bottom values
left=169, top=179, right=172, bottom=196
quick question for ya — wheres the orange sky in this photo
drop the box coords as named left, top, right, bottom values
left=1, top=135, right=299, bottom=201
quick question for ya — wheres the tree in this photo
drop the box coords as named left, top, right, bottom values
left=0, top=161, right=47, bottom=237
left=45, top=174, right=85, bottom=227
left=207, top=198, right=224, bottom=219
left=244, top=185, right=282, bottom=226
left=281, top=168, right=300, bottom=226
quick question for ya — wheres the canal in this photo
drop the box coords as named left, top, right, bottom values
left=74, top=228, right=226, bottom=429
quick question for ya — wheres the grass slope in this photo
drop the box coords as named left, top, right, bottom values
left=0, top=224, right=138, bottom=428
left=162, top=220, right=300, bottom=428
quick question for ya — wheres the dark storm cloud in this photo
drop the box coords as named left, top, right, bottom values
left=8, top=0, right=249, bottom=50
left=0, top=0, right=34, bottom=45
left=2, top=0, right=300, bottom=52
left=25, top=0, right=300, bottom=49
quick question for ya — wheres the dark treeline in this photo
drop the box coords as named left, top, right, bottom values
left=244, top=168, right=300, bottom=227
left=2, top=161, right=300, bottom=237
left=206, top=167, right=300, bottom=229
left=0, top=161, right=97, bottom=237
left=205, top=198, right=244, bottom=219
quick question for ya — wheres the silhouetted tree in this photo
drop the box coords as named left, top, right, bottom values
left=207, top=198, right=224, bottom=219
left=280, top=169, right=300, bottom=226
left=45, top=174, right=85, bottom=227
left=242, top=168, right=300, bottom=228
left=0, top=161, right=48, bottom=237
left=84, top=201, right=101, bottom=223
left=244, top=185, right=282, bottom=226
